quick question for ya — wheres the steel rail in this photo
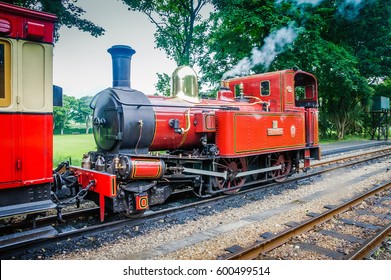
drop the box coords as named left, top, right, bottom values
left=223, top=181, right=391, bottom=260
left=2, top=148, right=391, bottom=259
left=346, top=223, right=391, bottom=260
left=311, top=147, right=391, bottom=168
left=3, top=147, right=390, bottom=232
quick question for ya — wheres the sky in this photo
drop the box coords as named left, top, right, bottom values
left=53, top=0, right=177, bottom=98
left=53, top=0, right=368, bottom=98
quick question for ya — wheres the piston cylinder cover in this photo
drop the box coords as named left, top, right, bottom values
left=117, top=156, right=165, bottom=180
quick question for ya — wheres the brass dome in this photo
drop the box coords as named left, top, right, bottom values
left=171, top=66, right=200, bottom=103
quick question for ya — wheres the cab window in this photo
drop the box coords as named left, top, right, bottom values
left=0, top=40, right=10, bottom=107
left=260, top=81, right=270, bottom=96
left=234, top=84, right=241, bottom=97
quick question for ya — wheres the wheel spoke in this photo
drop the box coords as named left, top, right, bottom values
left=212, top=157, right=247, bottom=194
left=270, top=152, right=292, bottom=182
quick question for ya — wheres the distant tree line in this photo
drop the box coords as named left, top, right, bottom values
left=11, top=0, right=391, bottom=140
left=125, top=0, right=391, bottom=140
left=53, top=95, right=93, bottom=135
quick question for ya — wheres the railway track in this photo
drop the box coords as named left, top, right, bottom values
left=1, top=147, right=391, bottom=259
left=221, top=180, right=391, bottom=260
left=312, top=146, right=391, bottom=168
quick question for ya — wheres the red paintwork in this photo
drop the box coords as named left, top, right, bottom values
left=149, top=98, right=204, bottom=150
left=305, top=108, right=319, bottom=145
left=69, top=167, right=117, bottom=198
left=148, top=69, right=319, bottom=157
left=215, top=111, right=306, bottom=157
left=70, top=69, right=320, bottom=221
left=148, top=96, right=265, bottom=151
left=130, top=158, right=164, bottom=179
left=194, top=112, right=216, bottom=133
left=135, top=194, right=149, bottom=211
left=69, top=167, right=117, bottom=221
left=0, top=113, right=53, bottom=190
left=0, top=2, right=56, bottom=43
left=227, top=71, right=285, bottom=112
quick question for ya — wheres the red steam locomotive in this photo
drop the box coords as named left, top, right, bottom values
left=0, top=2, right=320, bottom=222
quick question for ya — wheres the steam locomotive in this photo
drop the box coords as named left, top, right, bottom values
left=0, top=2, right=320, bottom=223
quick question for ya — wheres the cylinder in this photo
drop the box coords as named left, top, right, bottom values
left=117, top=157, right=165, bottom=180
left=107, top=45, right=136, bottom=88
left=129, top=158, right=165, bottom=180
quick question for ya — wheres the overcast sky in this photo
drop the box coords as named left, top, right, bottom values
left=53, top=0, right=177, bottom=98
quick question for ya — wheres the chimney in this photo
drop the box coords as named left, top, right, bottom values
left=107, top=45, right=136, bottom=88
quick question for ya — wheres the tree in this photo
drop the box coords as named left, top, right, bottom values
left=53, top=95, right=78, bottom=134
left=74, top=96, right=93, bottom=134
left=2, top=0, right=105, bottom=40
left=373, top=78, right=391, bottom=99
left=200, top=0, right=390, bottom=139
left=155, top=73, right=172, bottom=96
left=325, top=0, right=391, bottom=83
left=121, top=0, right=210, bottom=94
left=122, top=0, right=209, bottom=66
left=199, top=0, right=292, bottom=87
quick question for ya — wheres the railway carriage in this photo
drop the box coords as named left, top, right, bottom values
left=0, top=2, right=57, bottom=218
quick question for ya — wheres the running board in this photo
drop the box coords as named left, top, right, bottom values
left=0, top=225, right=58, bottom=252
left=0, top=200, right=57, bottom=219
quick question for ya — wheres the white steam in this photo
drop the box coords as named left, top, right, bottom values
left=276, top=0, right=372, bottom=20
left=222, top=23, right=299, bottom=79
left=338, top=0, right=371, bottom=20
left=275, top=0, right=324, bottom=6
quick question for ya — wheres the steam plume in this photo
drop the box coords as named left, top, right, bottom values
left=338, top=0, right=372, bottom=20
left=276, top=0, right=372, bottom=20
left=222, top=23, right=299, bottom=80
left=275, top=0, right=324, bottom=6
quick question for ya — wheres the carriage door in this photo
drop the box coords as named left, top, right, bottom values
left=0, top=40, right=18, bottom=185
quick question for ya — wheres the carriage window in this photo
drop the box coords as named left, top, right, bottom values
left=260, top=81, right=270, bottom=96
left=0, top=40, right=11, bottom=107
left=0, top=45, right=5, bottom=99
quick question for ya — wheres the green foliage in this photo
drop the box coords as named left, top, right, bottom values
left=200, top=0, right=293, bottom=87
left=119, top=0, right=390, bottom=138
left=53, top=95, right=78, bottom=134
left=121, top=0, right=211, bottom=93
left=53, top=95, right=93, bottom=135
left=155, top=72, right=172, bottom=96
left=121, top=0, right=210, bottom=66
left=3, top=0, right=105, bottom=41
left=200, top=0, right=390, bottom=139
left=75, top=96, right=94, bottom=133
left=326, top=0, right=391, bottom=82
left=373, top=78, right=391, bottom=98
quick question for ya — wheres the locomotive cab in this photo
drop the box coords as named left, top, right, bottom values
left=294, top=72, right=318, bottom=108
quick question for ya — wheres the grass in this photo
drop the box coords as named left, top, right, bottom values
left=319, top=135, right=372, bottom=144
left=53, top=134, right=96, bottom=166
